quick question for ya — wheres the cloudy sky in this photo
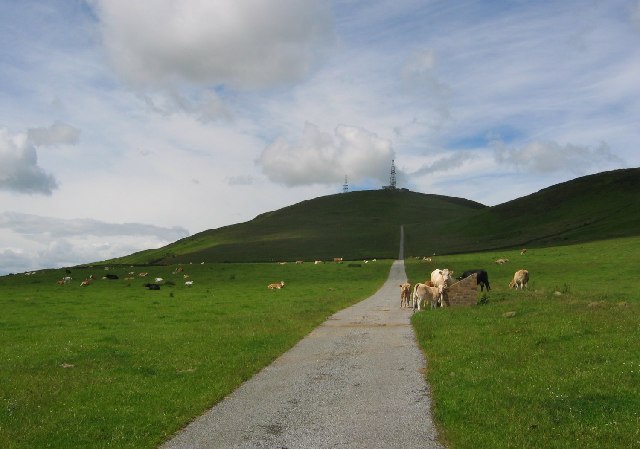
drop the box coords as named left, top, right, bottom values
left=1, top=0, right=638, bottom=274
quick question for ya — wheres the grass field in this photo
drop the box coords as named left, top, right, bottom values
left=406, top=236, right=640, bottom=449
left=0, top=260, right=393, bottom=449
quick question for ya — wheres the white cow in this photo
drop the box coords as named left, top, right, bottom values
left=413, top=283, right=445, bottom=311
left=431, top=268, right=454, bottom=289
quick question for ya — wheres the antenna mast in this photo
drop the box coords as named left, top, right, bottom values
left=342, top=175, right=349, bottom=193
left=389, top=159, right=397, bottom=189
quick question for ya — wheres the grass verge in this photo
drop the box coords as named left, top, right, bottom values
left=406, top=237, right=640, bottom=449
left=0, top=260, right=392, bottom=449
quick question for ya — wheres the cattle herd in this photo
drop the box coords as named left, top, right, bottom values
left=402, top=265, right=530, bottom=311
left=52, top=266, right=197, bottom=290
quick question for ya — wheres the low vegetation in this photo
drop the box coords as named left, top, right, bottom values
left=0, top=260, right=392, bottom=449
left=406, top=236, right=640, bottom=449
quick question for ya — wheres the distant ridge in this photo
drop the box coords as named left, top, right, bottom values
left=108, top=168, right=640, bottom=265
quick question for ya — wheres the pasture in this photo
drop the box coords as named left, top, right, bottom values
left=0, top=260, right=392, bottom=449
left=406, top=236, right=640, bottom=449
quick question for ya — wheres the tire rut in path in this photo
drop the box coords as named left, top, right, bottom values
left=160, top=260, right=443, bottom=449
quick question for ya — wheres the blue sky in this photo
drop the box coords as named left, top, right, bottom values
left=1, top=0, right=639, bottom=274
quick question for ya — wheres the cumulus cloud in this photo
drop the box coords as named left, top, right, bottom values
left=93, top=0, right=333, bottom=89
left=0, top=129, right=59, bottom=195
left=492, top=140, right=626, bottom=174
left=258, top=122, right=395, bottom=187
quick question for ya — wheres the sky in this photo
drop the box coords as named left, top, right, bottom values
left=1, top=0, right=639, bottom=274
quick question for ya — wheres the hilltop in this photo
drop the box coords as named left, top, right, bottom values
left=108, top=168, right=640, bottom=265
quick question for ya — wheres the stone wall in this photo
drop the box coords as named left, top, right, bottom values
left=442, top=273, right=478, bottom=307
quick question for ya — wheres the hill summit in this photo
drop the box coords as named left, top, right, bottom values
left=110, top=168, right=640, bottom=265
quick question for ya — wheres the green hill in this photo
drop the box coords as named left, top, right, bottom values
left=108, top=168, right=640, bottom=265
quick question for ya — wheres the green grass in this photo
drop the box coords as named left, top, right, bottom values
left=0, top=260, right=392, bottom=449
left=406, top=236, right=640, bottom=449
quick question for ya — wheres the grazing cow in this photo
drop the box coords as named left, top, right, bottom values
left=296, top=260, right=304, bottom=264
left=520, top=248, right=528, bottom=255
left=399, top=282, right=412, bottom=308
left=185, top=280, right=194, bottom=286
left=144, top=283, right=161, bottom=290
left=103, top=274, right=119, bottom=280
left=268, top=281, right=285, bottom=289
left=413, top=283, right=445, bottom=311
left=138, top=272, right=149, bottom=277
left=80, top=279, right=92, bottom=287
left=154, top=277, right=164, bottom=283
left=509, top=269, right=529, bottom=290
left=458, top=269, right=491, bottom=292
left=431, top=268, right=454, bottom=289
left=333, top=257, right=343, bottom=263
left=314, top=260, right=324, bottom=264
left=495, top=258, right=509, bottom=265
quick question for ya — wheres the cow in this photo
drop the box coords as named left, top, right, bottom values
left=185, top=280, right=194, bottom=286
left=144, top=283, right=161, bottom=290
left=495, top=258, right=509, bottom=264
left=509, top=269, right=529, bottom=290
left=457, top=269, right=491, bottom=292
left=520, top=248, right=528, bottom=255
left=333, top=257, right=343, bottom=263
left=431, top=268, right=454, bottom=289
left=103, top=274, right=119, bottom=280
left=80, top=279, right=92, bottom=287
left=268, top=281, right=285, bottom=289
left=399, top=282, right=412, bottom=308
left=413, top=283, right=445, bottom=311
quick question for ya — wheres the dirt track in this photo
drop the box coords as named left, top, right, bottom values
left=159, top=257, right=443, bottom=449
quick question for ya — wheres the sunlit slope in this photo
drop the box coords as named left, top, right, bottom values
left=405, top=168, right=640, bottom=255
left=113, top=189, right=485, bottom=264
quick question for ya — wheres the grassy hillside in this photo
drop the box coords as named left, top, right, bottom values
left=418, top=167, right=640, bottom=253
left=107, top=168, right=640, bottom=266
left=110, top=189, right=485, bottom=265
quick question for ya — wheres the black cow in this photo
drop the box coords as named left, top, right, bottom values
left=104, top=274, right=119, bottom=280
left=144, top=283, right=161, bottom=290
left=458, top=269, right=491, bottom=291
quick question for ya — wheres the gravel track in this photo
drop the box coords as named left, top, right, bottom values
left=160, top=259, right=443, bottom=449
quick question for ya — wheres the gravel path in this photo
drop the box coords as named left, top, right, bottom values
left=160, top=259, right=443, bottom=449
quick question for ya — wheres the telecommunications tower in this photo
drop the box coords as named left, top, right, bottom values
left=383, top=159, right=397, bottom=190
left=389, top=159, right=397, bottom=189
left=342, top=175, right=349, bottom=193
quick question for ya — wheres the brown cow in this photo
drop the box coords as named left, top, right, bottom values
left=509, top=269, right=529, bottom=290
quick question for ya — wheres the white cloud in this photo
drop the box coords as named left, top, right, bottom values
left=492, top=140, right=626, bottom=174
left=93, top=0, right=333, bottom=89
left=0, top=212, right=190, bottom=274
left=0, top=128, right=59, bottom=195
left=27, top=121, right=80, bottom=146
left=258, top=122, right=395, bottom=187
